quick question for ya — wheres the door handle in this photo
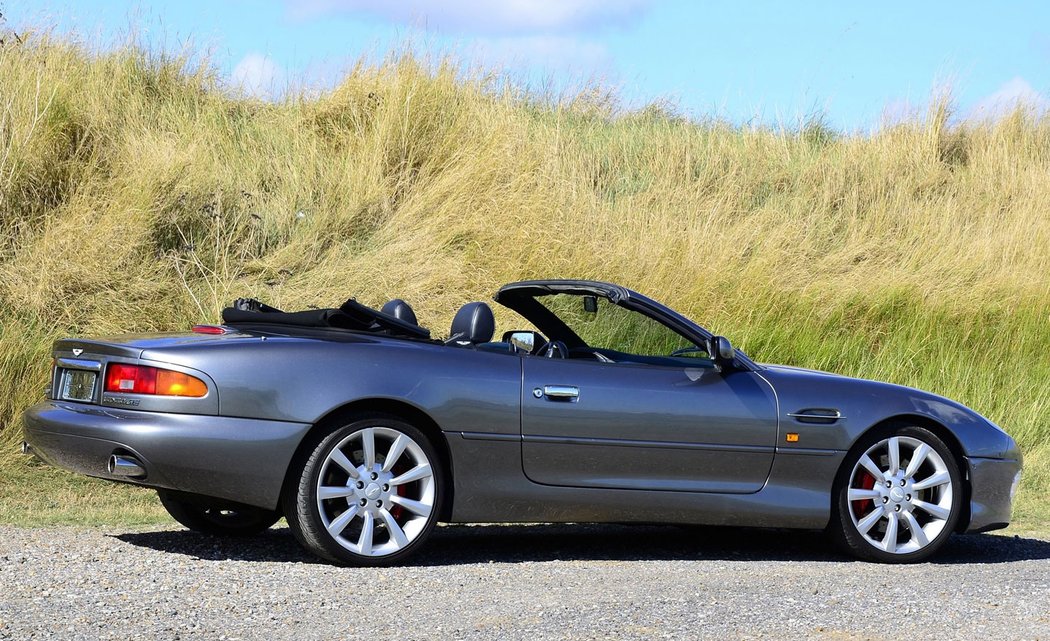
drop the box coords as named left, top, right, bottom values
left=539, top=385, right=579, bottom=399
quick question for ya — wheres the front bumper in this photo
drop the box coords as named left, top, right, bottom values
left=23, top=401, right=311, bottom=510
left=965, top=456, right=1023, bottom=533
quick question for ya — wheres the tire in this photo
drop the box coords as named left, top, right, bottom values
left=158, top=490, right=280, bottom=536
left=831, top=425, right=963, bottom=563
left=283, top=414, right=445, bottom=566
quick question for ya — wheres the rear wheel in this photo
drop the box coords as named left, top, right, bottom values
left=157, top=490, right=280, bottom=536
left=283, top=415, right=444, bottom=566
left=832, top=425, right=962, bottom=563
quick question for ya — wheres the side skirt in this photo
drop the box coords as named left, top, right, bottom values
left=445, top=433, right=844, bottom=529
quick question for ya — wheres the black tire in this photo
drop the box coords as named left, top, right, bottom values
left=282, top=414, right=445, bottom=566
left=158, top=490, right=280, bottom=536
left=831, top=424, right=963, bottom=563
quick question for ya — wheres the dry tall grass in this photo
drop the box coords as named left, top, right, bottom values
left=1, top=36, right=1047, bottom=525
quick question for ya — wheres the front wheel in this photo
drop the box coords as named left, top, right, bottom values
left=283, top=415, right=444, bottom=566
left=832, top=425, right=962, bottom=563
left=158, top=490, right=280, bottom=536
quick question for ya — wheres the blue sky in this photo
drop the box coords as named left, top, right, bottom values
left=6, top=1, right=1049, bottom=130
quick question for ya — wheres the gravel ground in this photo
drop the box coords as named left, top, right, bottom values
left=0, top=523, right=1048, bottom=640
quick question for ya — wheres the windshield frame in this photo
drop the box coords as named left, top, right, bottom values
left=493, top=280, right=759, bottom=371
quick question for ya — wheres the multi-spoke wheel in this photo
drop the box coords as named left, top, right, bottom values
left=158, top=490, right=280, bottom=536
left=284, top=415, right=444, bottom=566
left=832, top=425, right=962, bottom=563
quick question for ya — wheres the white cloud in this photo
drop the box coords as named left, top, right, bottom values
left=289, top=0, right=650, bottom=34
left=468, top=35, right=611, bottom=74
left=231, top=53, right=283, bottom=98
left=880, top=97, right=920, bottom=126
left=969, top=76, right=1049, bottom=120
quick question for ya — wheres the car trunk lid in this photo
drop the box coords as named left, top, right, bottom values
left=49, top=331, right=248, bottom=407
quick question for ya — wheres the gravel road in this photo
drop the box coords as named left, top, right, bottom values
left=1, top=523, right=1047, bottom=640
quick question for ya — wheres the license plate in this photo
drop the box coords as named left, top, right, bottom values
left=60, top=369, right=97, bottom=402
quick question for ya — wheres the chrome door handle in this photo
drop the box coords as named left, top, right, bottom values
left=542, top=385, right=579, bottom=399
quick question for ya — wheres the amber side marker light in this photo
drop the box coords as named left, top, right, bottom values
left=105, top=363, right=208, bottom=397
left=785, top=433, right=800, bottom=443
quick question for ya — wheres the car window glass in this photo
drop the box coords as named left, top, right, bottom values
left=536, top=294, right=708, bottom=359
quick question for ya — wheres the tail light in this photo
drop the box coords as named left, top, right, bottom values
left=105, top=363, right=208, bottom=397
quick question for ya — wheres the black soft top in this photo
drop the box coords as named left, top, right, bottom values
left=221, top=298, right=431, bottom=339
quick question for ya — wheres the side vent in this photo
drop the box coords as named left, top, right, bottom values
left=786, top=409, right=845, bottom=425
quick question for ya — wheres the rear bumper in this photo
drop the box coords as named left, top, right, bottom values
left=964, top=456, right=1022, bottom=533
left=23, top=401, right=311, bottom=510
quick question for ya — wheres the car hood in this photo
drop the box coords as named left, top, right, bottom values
left=761, top=361, right=975, bottom=415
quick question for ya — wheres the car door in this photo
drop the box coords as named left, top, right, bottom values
left=520, top=356, right=778, bottom=493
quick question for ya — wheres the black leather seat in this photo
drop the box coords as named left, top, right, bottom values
left=380, top=299, right=419, bottom=326
left=447, top=302, right=495, bottom=347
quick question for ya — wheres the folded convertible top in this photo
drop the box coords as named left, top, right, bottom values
left=221, top=298, right=431, bottom=339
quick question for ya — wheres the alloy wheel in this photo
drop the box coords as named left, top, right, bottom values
left=315, top=426, right=436, bottom=557
left=846, top=435, right=954, bottom=555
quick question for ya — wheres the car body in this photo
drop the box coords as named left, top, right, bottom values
left=22, top=280, right=1022, bottom=564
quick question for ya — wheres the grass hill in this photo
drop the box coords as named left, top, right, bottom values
left=1, top=35, right=1046, bottom=528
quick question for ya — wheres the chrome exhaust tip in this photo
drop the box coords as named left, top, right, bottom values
left=20, top=441, right=31, bottom=456
left=108, top=454, right=146, bottom=479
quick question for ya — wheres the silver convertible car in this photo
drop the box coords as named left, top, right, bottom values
left=23, top=280, right=1021, bottom=565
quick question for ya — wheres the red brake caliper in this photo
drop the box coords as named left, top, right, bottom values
left=390, top=461, right=407, bottom=522
left=391, top=484, right=406, bottom=521
left=852, top=471, right=876, bottom=516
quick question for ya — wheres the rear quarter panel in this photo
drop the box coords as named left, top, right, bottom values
left=139, top=337, right=523, bottom=436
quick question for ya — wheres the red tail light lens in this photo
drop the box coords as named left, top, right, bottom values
left=105, top=364, right=207, bottom=397
left=191, top=325, right=229, bottom=335
left=106, top=363, right=155, bottom=394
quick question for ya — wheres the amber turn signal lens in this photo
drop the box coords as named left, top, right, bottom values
left=155, top=369, right=208, bottom=397
left=785, top=433, right=799, bottom=443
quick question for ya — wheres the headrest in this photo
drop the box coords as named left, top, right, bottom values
left=380, top=299, right=418, bottom=326
left=449, top=302, right=495, bottom=345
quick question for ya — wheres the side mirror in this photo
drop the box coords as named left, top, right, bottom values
left=504, top=330, right=538, bottom=353
left=710, top=335, right=735, bottom=370
left=582, top=296, right=598, bottom=314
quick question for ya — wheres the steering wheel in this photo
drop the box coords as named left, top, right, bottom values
left=670, top=345, right=708, bottom=358
left=539, top=340, right=568, bottom=359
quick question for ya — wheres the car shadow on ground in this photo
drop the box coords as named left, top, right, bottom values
left=114, top=523, right=1050, bottom=566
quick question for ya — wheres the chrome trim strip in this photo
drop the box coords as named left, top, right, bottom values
left=774, top=447, right=843, bottom=457
left=460, top=431, right=520, bottom=442
left=56, top=357, right=102, bottom=372
left=524, top=434, right=776, bottom=454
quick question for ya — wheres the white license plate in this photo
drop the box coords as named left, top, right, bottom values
left=60, top=369, right=96, bottom=402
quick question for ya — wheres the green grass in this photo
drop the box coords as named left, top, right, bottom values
left=0, top=457, right=166, bottom=527
left=0, top=33, right=1047, bottom=532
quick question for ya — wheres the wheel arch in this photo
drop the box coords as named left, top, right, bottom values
left=840, top=413, right=972, bottom=532
left=280, top=397, right=455, bottom=521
